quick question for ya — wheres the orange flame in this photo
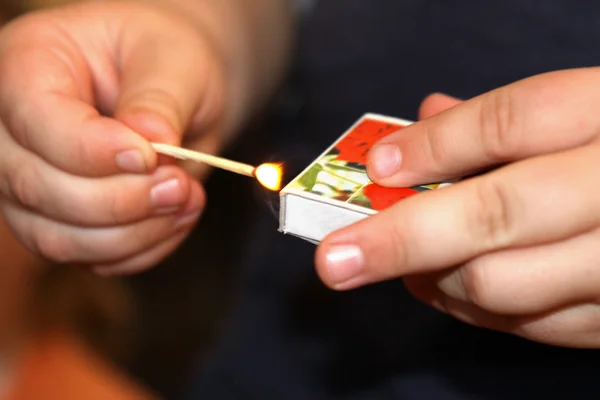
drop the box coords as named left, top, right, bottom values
left=254, top=163, right=283, bottom=191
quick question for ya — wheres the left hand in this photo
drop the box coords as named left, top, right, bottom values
left=315, top=67, right=600, bottom=348
left=0, top=2, right=225, bottom=274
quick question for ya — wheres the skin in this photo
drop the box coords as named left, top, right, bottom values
left=316, top=69, right=600, bottom=348
left=0, top=0, right=292, bottom=275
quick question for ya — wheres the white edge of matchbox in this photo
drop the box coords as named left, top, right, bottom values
left=279, top=190, right=374, bottom=244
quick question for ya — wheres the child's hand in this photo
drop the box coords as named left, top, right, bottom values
left=0, top=1, right=228, bottom=274
left=316, top=68, right=600, bottom=348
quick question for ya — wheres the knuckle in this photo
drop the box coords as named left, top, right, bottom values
left=7, top=163, right=40, bottom=210
left=107, top=195, right=122, bottom=226
left=478, top=88, right=522, bottom=160
left=459, top=262, right=496, bottom=310
left=69, top=183, right=139, bottom=226
left=471, top=178, right=518, bottom=249
left=13, top=108, right=35, bottom=151
left=119, top=222, right=170, bottom=260
left=130, top=221, right=157, bottom=249
left=422, top=124, right=450, bottom=170
left=105, top=187, right=147, bottom=226
left=387, top=213, right=413, bottom=274
left=106, top=191, right=129, bottom=226
left=32, top=228, right=73, bottom=264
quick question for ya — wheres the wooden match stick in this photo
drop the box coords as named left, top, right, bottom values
left=151, top=143, right=255, bottom=177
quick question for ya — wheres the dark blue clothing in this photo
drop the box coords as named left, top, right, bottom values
left=188, top=1, right=600, bottom=398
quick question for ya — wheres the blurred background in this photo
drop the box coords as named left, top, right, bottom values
left=0, top=1, right=279, bottom=399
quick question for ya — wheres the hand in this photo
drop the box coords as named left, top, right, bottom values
left=316, top=68, right=600, bottom=348
left=0, top=1, right=227, bottom=274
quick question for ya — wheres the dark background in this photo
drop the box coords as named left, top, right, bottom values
left=122, top=120, right=278, bottom=399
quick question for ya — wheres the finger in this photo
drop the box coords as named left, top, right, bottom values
left=1, top=181, right=204, bottom=264
left=316, top=143, right=600, bottom=290
left=0, top=139, right=196, bottom=225
left=418, top=93, right=463, bottom=120
left=92, top=230, right=189, bottom=276
left=0, top=28, right=156, bottom=177
left=367, top=68, right=600, bottom=186
left=406, top=277, right=600, bottom=348
left=435, top=227, right=600, bottom=315
left=515, top=304, right=600, bottom=348
left=114, top=11, right=225, bottom=145
left=404, top=274, right=517, bottom=332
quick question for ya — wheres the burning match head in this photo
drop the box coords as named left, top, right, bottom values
left=254, top=163, right=283, bottom=191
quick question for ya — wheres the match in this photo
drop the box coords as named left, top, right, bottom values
left=151, top=143, right=283, bottom=191
left=151, top=143, right=256, bottom=177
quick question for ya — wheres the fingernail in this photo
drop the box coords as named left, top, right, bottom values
left=369, top=144, right=401, bottom=179
left=174, top=210, right=201, bottom=228
left=432, top=92, right=463, bottom=101
left=151, top=178, right=184, bottom=213
left=116, top=150, right=147, bottom=173
left=326, top=245, right=364, bottom=286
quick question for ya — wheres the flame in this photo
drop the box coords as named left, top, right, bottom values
left=254, top=163, right=283, bottom=191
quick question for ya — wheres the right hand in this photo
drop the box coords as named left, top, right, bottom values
left=0, top=1, right=229, bottom=275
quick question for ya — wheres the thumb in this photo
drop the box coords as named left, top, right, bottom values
left=114, top=19, right=225, bottom=149
left=418, top=93, right=463, bottom=120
